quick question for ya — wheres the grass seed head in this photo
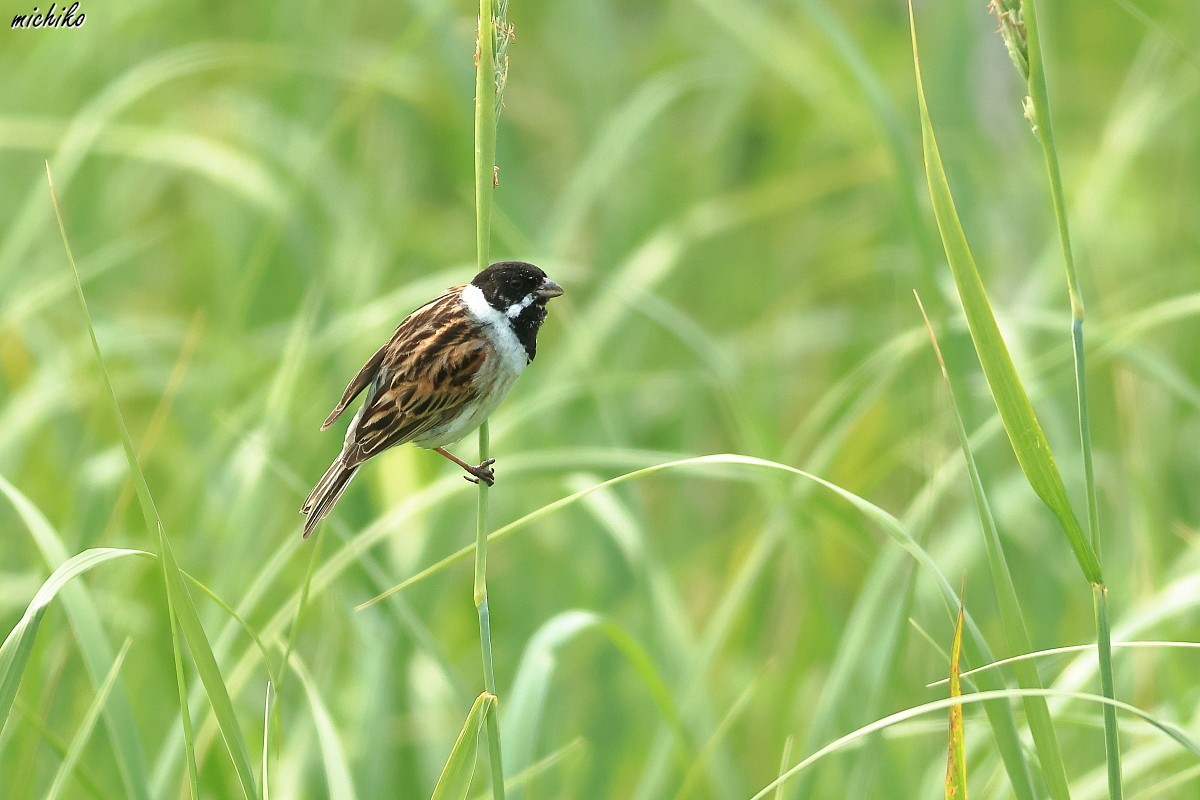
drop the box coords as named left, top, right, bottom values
left=988, top=0, right=1029, bottom=80
left=989, top=0, right=1036, bottom=132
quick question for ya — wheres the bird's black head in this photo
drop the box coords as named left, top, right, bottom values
left=471, top=261, right=562, bottom=310
left=470, top=261, right=564, bottom=361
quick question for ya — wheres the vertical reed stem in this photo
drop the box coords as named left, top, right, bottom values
left=1024, top=0, right=1120, bottom=794
left=474, top=0, right=505, bottom=796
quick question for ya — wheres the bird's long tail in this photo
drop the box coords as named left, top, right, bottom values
left=300, top=455, right=359, bottom=538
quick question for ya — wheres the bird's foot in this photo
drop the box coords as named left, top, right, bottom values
left=462, top=458, right=496, bottom=486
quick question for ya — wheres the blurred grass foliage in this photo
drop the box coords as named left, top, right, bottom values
left=2, top=0, right=1200, bottom=797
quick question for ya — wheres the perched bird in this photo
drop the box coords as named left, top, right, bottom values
left=301, top=261, right=564, bottom=538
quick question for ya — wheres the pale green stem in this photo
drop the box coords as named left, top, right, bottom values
left=474, top=423, right=504, bottom=800
left=1094, top=585, right=1122, bottom=797
left=475, top=0, right=497, bottom=272
left=1025, top=0, right=1120, bottom=794
left=475, top=0, right=505, bottom=796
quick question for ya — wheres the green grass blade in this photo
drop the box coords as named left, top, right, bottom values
left=182, top=574, right=280, bottom=691
left=917, top=294, right=1073, bottom=800
left=927, top=641, right=1200, bottom=686
left=906, top=4, right=1101, bottom=584
left=261, top=683, right=272, bottom=800
left=1022, top=1, right=1122, bottom=793
left=571, top=477, right=743, bottom=797
left=750, top=687, right=1200, bottom=800
left=358, top=455, right=826, bottom=604
left=164, top=584, right=199, bottom=800
left=774, top=737, right=793, bottom=800
left=157, top=525, right=259, bottom=799
left=0, top=476, right=153, bottom=800
left=1094, top=586, right=1124, bottom=799
left=47, top=164, right=259, bottom=799
left=432, top=693, right=495, bottom=800
left=360, top=451, right=1036, bottom=799
left=44, top=638, right=133, bottom=800
left=0, top=550, right=149, bottom=731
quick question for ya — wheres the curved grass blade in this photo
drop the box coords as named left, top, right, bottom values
left=158, top=523, right=259, bottom=798
left=750, top=688, right=1200, bottom=800
left=0, top=475, right=153, bottom=800
left=928, top=641, right=1200, bottom=687
left=0, top=549, right=149, bottom=731
left=182, top=573, right=280, bottom=690
left=48, top=163, right=259, bottom=799
left=361, top=452, right=1037, bottom=799
left=906, top=2, right=1101, bottom=584
left=432, top=693, right=496, bottom=800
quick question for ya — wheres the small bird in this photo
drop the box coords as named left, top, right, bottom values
left=301, top=261, right=564, bottom=538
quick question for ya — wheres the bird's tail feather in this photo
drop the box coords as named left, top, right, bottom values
left=301, top=456, right=359, bottom=538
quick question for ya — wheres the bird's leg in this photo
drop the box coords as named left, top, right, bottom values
left=433, top=447, right=496, bottom=486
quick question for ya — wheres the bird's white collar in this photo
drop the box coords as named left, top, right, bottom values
left=461, top=283, right=529, bottom=372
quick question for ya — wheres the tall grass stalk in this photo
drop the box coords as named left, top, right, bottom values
left=916, top=294, right=1072, bottom=800
left=997, top=0, right=1122, bottom=793
left=49, top=165, right=258, bottom=798
left=474, top=0, right=506, bottom=796
left=909, top=4, right=1123, bottom=795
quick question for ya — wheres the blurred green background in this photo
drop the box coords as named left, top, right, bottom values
left=2, top=0, right=1199, bottom=797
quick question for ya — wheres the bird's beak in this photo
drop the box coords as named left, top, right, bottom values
left=536, top=278, right=565, bottom=299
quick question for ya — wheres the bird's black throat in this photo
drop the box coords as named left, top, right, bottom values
left=470, top=260, right=557, bottom=363
left=509, top=300, right=548, bottom=362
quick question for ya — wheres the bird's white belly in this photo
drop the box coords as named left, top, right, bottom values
left=414, top=373, right=517, bottom=448
left=412, top=303, right=527, bottom=449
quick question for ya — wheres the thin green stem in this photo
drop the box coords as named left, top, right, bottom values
left=1024, top=0, right=1119, bottom=794
left=1024, top=0, right=1083, bottom=319
left=1073, top=318, right=1102, bottom=559
left=474, top=425, right=492, bottom=609
left=1095, top=585, right=1123, bottom=797
left=474, top=0, right=505, bottom=796
left=475, top=0, right=497, bottom=273
left=474, top=422, right=504, bottom=799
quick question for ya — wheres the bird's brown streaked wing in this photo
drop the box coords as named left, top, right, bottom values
left=341, top=293, right=488, bottom=466
left=319, top=287, right=463, bottom=431
left=321, top=341, right=386, bottom=430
